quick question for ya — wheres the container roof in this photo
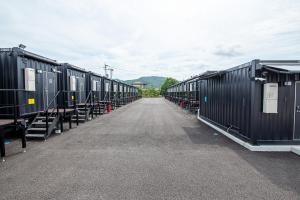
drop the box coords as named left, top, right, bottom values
left=61, top=63, right=87, bottom=73
left=262, top=64, right=300, bottom=73
left=198, top=71, right=220, bottom=79
left=1, top=47, right=59, bottom=65
left=89, top=71, right=104, bottom=78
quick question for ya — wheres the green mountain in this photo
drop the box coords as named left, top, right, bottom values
left=124, top=76, right=167, bottom=88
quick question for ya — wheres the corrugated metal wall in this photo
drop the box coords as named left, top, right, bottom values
left=0, top=50, right=17, bottom=117
left=252, top=71, right=298, bottom=143
left=102, top=78, right=111, bottom=101
left=0, top=50, right=58, bottom=117
left=17, top=57, right=58, bottom=116
left=199, top=65, right=252, bottom=141
left=111, top=80, right=118, bottom=101
left=89, top=74, right=102, bottom=101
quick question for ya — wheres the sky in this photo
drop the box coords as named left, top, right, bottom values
left=1, top=0, right=300, bottom=81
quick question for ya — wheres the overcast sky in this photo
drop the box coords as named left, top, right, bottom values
left=1, top=0, right=300, bottom=80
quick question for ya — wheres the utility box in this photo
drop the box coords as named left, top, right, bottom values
left=189, top=83, right=193, bottom=91
left=263, top=83, right=278, bottom=113
left=24, top=68, right=36, bottom=91
left=92, top=80, right=97, bottom=91
left=105, top=82, right=109, bottom=92
left=70, top=76, right=76, bottom=91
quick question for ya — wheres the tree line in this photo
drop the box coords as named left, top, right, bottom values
left=138, top=77, right=178, bottom=97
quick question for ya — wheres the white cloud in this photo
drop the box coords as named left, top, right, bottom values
left=0, top=0, right=300, bottom=80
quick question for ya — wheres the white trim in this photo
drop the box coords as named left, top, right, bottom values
left=291, top=147, right=300, bottom=155
left=293, top=81, right=300, bottom=140
left=197, top=109, right=300, bottom=154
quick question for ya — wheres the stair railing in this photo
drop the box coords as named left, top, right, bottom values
left=44, top=91, right=61, bottom=134
left=0, top=89, right=27, bottom=128
left=84, top=90, right=92, bottom=120
left=103, top=92, right=109, bottom=112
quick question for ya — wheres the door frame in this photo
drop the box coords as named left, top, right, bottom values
left=43, top=71, right=48, bottom=109
left=49, top=72, right=56, bottom=107
left=293, top=81, right=300, bottom=140
left=43, top=72, right=56, bottom=109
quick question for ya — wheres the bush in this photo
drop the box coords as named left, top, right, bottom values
left=142, top=88, right=160, bottom=97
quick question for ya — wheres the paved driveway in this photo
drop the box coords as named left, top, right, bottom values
left=1, top=98, right=299, bottom=199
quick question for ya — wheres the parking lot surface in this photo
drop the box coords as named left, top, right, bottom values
left=1, top=98, right=300, bottom=200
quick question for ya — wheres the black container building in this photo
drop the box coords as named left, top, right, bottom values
left=197, top=60, right=300, bottom=145
left=58, top=63, right=88, bottom=107
left=166, top=76, right=200, bottom=111
left=185, top=76, right=200, bottom=111
left=111, top=80, right=119, bottom=109
left=0, top=47, right=60, bottom=118
left=124, top=84, right=129, bottom=103
left=102, top=77, right=112, bottom=102
left=118, top=82, right=124, bottom=105
left=87, top=71, right=103, bottom=102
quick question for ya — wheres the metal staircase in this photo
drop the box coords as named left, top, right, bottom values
left=71, top=91, right=93, bottom=123
left=71, top=106, right=91, bottom=123
left=26, top=91, right=61, bottom=140
left=92, top=101, right=106, bottom=115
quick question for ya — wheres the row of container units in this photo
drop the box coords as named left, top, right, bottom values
left=110, top=80, right=139, bottom=109
left=165, top=76, right=200, bottom=112
left=0, top=47, right=139, bottom=160
left=166, top=60, right=300, bottom=146
left=58, top=63, right=138, bottom=110
left=0, top=47, right=139, bottom=118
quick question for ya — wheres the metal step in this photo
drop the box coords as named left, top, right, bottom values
left=32, top=122, right=52, bottom=125
left=27, top=127, right=47, bottom=131
left=93, top=111, right=104, bottom=113
left=71, top=118, right=86, bottom=122
left=78, top=111, right=88, bottom=114
left=36, top=116, right=56, bottom=120
left=26, top=133, right=45, bottom=138
left=73, top=114, right=86, bottom=118
left=78, top=107, right=90, bottom=110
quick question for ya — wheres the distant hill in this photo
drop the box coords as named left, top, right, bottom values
left=124, top=76, right=167, bottom=88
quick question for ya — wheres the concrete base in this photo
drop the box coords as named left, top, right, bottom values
left=197, top=110, right=300, bottom=155
left=291, top=147, right=300, bottom=155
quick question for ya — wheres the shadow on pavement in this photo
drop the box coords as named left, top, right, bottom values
left=183, top=124, right=300, bottom=195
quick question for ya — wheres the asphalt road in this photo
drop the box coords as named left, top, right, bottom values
left=1, top=98, right=300, bottom=200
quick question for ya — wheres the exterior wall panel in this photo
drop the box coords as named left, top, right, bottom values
left=198, top=66, right=252, bottom=141
left=0, top=48, right=58, bottom=118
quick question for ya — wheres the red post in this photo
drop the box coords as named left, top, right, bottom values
left=107, top=102, right=111, bottom=113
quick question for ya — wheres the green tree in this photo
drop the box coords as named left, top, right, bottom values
left=137, top=88, right=143, bottom=96
left=142, top=88, right=160, bottom=97
left=160, top=77, right=178, bottom=95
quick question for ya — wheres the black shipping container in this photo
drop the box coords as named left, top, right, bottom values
left=119, top=82, right=124, bottom=100
left=58, top=63, right=88, bottom=107
left=0, top=47, right=59, bottom=118
left=186, top=77, right=199, bottom=102
left=198, top=60, right=300, bottom=145
left=111, top=80, right=119, bottom=101
left=87, top=72, right=103, bottom=102
left=102, top=77, right=111, bottom=101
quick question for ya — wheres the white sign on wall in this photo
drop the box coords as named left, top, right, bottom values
left=105, top=82, right=109, bottom=92
left=24, top=68, right=36, bottom=91
left=70, top=76, right=76, bottom=91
